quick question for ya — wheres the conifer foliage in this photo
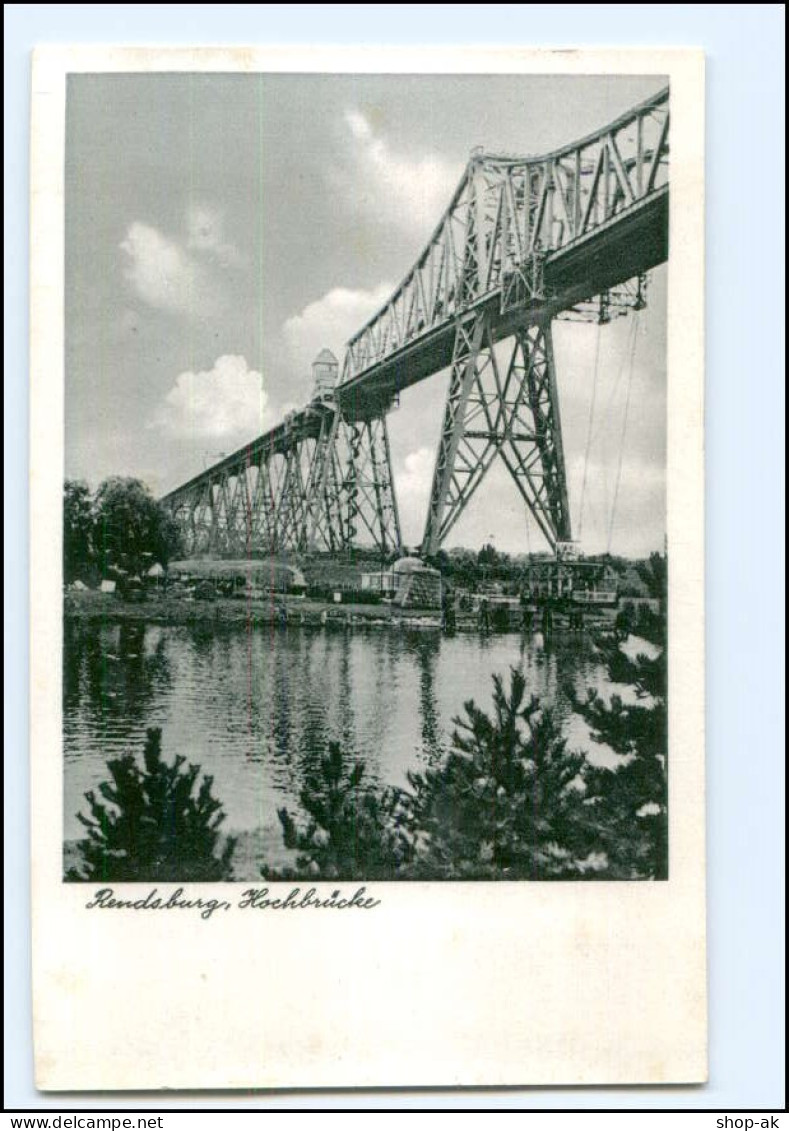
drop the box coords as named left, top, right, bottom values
left=269, top=669, right=625, bottom=881
left=572, top=633, right=668, bottom=879
left=400, top=669, right=593, bottom=879
left=276, top=743, right=408, bottom=879
left=68, top=728, right=235, bottom=882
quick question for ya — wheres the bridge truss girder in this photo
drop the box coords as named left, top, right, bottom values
left=168, top=407, right=402, bottom=559
left=342, top=86, right=668, bottom=384
left=164, top=88, right=668, bottom=561
left=422, top=310, right=571, bottom=557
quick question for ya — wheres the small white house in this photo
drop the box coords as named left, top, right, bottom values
left=360, top=569, right=397, bottom=596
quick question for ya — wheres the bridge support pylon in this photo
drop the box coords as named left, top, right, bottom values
left=337, top=413, right=401, bottom=556
left=166, top=402, right=402, bottom=559
left=422, top=311, right=571, bottom=556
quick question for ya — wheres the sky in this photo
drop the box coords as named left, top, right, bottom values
left=65, top=72, right=667, bottom=556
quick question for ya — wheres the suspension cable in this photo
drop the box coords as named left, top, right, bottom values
left=606, top=312, right=640, bottom=554
left=590, top=316, right=634, bottom=452
left=577, top=318, right=602, bottom=541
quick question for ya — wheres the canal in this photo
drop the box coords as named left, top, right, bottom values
left=63, top=620, right=621, bottom=867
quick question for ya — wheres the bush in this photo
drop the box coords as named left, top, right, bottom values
left=614, top=600, right=665, bottom=647
left=92, top=476, right=182, bottom=576
left=490, top=604, right=512, bottom=632
left=64, top=480, right=96, bottom=584
left=263, top=653, right=670, bottom=882
left=67, top=728, right=235, bottom=882
left=271, top=743, right=408, bottom=880
left=571, top=631, right=668, bottom=879
left=265, top=669, right=612, bottom=882
left=399, top=668, right=596, bottom=879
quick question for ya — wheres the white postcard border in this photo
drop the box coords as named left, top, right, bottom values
left=30, top=45, right=706, bottom=1091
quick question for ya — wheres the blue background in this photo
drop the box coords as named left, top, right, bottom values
left=4, top=4, right=785, bottom=1112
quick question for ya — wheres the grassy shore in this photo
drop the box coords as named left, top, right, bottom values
left=64, top=588, right=446, bottom=629
left=64, top=588, right=616, bottom=634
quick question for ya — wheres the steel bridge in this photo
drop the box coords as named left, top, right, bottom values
left=162, top=87, right=669, bottom=559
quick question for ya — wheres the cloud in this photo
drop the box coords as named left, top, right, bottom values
left=282, top=282, right=394, bottom=376
left=345, top=110, right=373, bottom=142
left=120, top=205, right=244, bottom=316
left=120, top=222, right=218, bottom=316
left=335, top=109, right=458, bottom=237
left=185, top=203, right=245, bottom=268
left=151, top=355, right=268, bottom=441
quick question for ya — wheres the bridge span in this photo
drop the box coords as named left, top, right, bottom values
left=162, top=86, right=669, bottom=558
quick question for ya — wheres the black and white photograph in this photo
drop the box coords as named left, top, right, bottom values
left=11, top=13, right=783, bottom=1104
left=61, top=70, right=671, bottom=886
left=26, top=43, right=710, bottom=1092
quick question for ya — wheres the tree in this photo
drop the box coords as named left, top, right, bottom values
left=400, top=668, right=596, bottom=879
left=272, top=743, right=409, bottom=880
left=477, top=542, right=499, bottom=569
left=614, top=599, right=664, bottom=648
left=636, top=551, right=667, bottom=600
left=448, top=547, right=479, bottom=590
left=67, top=728, right=235, bottom=882
left=425, top=548, right=451, bottom=576
left=266, top=670, right=607, bottom=882
left=63, top=479, right=94, bottom=582
left=636, top=550, right=668, bottom=624
left=572, top=633, right=668, bottom=879
left=93, top=477, right=181, bottom=576
left=263, top=656, right=669, bottom=882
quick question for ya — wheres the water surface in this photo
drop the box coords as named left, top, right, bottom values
left=63, top=620, right=617, bottom=857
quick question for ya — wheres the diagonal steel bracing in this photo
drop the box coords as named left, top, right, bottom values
left=339, top=415, right=401, bottom=555
left=422, top=312, right=571, bottom=556
left=167, top=405, right=401, bottom=558
left=164, top=88, right=667, bottom=559
left=341, top=86, right=668, bottom=386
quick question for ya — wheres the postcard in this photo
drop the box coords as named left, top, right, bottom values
left=30, top=45, right=705, bottom=1090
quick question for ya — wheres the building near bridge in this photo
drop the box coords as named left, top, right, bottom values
left=522, top=559, right=619, bottom=606
left=169, top=558, right=307, bottom=597
left=360, top=556, right=442, bottom=609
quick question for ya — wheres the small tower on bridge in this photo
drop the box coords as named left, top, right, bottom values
left=312, top=348, right=338, bottom=399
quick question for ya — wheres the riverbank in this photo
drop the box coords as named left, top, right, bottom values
left=64, top=589, right=445, bottom=630
left=64, top=588, right=614, bottom=633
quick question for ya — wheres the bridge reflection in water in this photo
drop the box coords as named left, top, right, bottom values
left=63, top=621, right=616, bottom=863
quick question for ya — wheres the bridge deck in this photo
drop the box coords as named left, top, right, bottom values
left=336, top=185, right=668, bottom=421
left=162, top=86, right=669, bottom=518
